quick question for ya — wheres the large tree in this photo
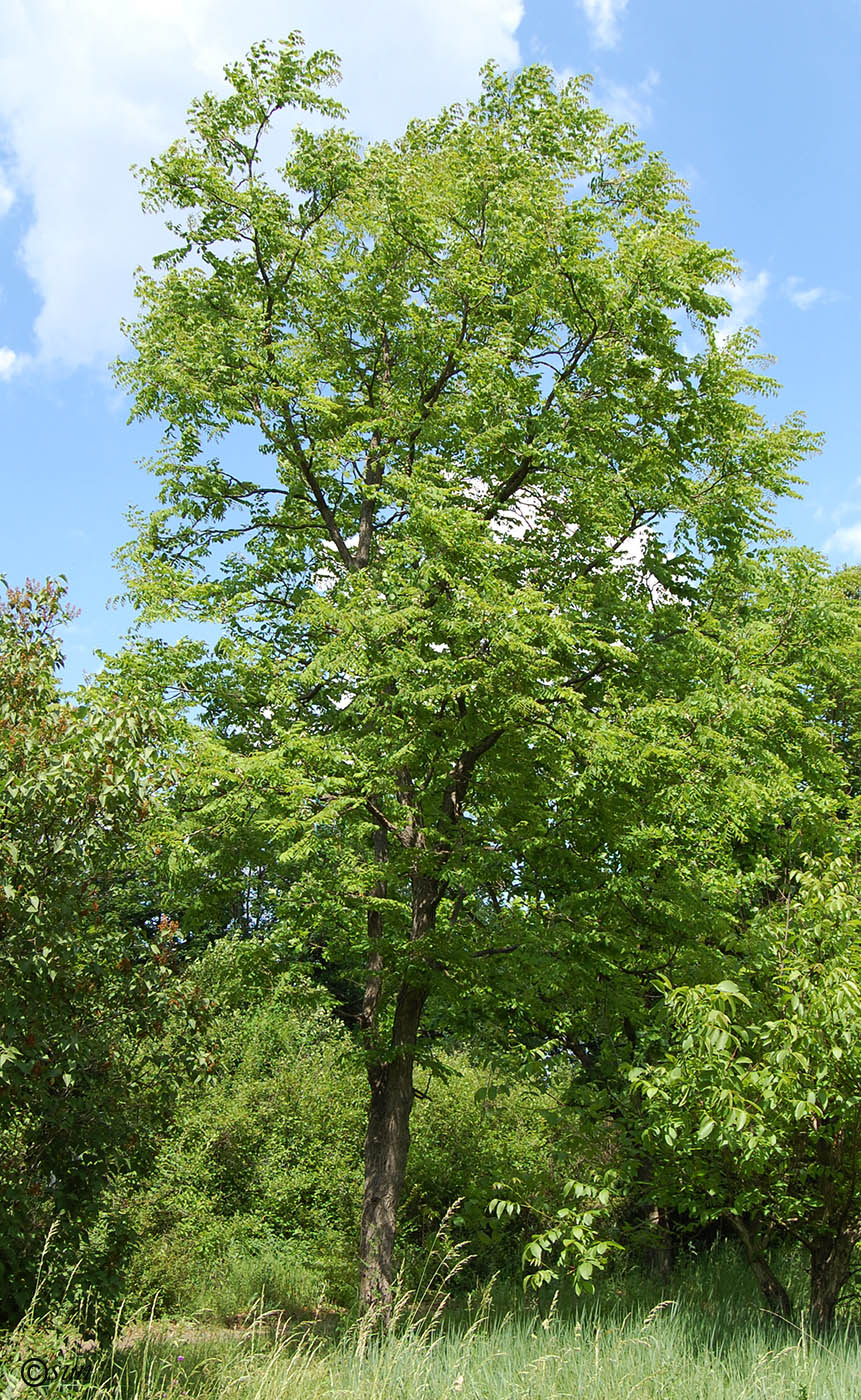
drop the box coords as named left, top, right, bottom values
left=115, top=36, right=815, bottom=1315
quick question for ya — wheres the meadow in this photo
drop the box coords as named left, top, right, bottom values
left=6, top=1247, right=861, bottom=1400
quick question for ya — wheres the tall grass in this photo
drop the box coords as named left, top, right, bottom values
left=4, top=1245, right=861, bottom=1400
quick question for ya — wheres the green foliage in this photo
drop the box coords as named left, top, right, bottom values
left=515, top=1174, right=624, bottom=1293
left=402, top=1057, right=576, bottom=1282
left=597, top=566, right=861, bottom=1326
left=123, top=935, right=570, bottom=1315
left=126, top=942, right=365, bottom=1315
left=494, top=553, right=861, bottom=1316
left=631, top=845, right=861, bottom=1261
left=112, top=34, right=817, bottom=1043
left=0, top=580, right=181, bottom=1325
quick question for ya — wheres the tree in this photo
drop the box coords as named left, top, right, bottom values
left=114, top=36, right=816, bottom=1316
left=517, top=555, right=861, bottom=1330
left=626, top=842, right=861, bottom=1333
left=627, top=561, right=861, bottom=1335
left=0, top=580, right=179, bottom=1324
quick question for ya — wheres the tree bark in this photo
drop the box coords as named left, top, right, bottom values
left=808, top=1231, right=856, bottom=1335
left=358, top=873, right=438, bottom=1319
left=726, top=1213, right=793, bottom=1323
left=645, top=1204, right=675, bottom=1283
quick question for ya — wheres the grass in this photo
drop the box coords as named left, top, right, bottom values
left=5, top=1245, right=861, bottom=1400
left=188, top=1245, right=349, bottom=1324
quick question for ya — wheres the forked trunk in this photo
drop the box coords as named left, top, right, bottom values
left=726, top=1213, right=793, bottom=1323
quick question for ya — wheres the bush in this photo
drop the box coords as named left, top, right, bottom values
left=124, top=937, right=572, bottom=1314
left=126, top=944, right=366, bottom=1316
left=403, top=1057, right=575, bottom=1285
left=0, top=580, right=172, bottom=1327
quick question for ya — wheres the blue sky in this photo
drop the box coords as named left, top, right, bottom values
left=0, top=0, right=858, bottom=685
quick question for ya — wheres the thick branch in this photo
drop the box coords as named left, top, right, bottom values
left=359, top=821, right=388, bottom=1037
left=274, top=415, right=356, bottom=570
left=441, top=729, right=504, bottom=825
left=483, top=330, right=597, bottom=518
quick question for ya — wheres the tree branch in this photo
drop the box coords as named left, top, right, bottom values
left=441, top=729, right=505, bottom=825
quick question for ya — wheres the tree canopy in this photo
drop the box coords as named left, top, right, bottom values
left=109, top=35, right=822, bottom=1315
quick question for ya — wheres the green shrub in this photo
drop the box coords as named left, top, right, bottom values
left=0, top=580, right=175, bottom=1327
left=124, top=937, right=577, bottom=1315
left=126, top=951, right=365, bottom=1316
left=403, top=1057, right=575, bottom=1284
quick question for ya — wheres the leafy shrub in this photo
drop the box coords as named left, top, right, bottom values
left=124, top=936, right=571, bottom=1314
left=126, top=943, right=365, bottom=1315
left=403, top=1057, right=575, bottom=1284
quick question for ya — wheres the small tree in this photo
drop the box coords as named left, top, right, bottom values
left=0, top=580, right=171, bottom=1323
left=506, top=551, right=861, bottom=1317
left=115, top=37, right=815, bottom=1315
left=627, top=843, right=861, bottom=1333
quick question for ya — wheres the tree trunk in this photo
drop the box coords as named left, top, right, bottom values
left=726, top=1214, right=793, bottom=1323
left=645, top=1204, right=675, bottom=1283
left=808, top=1231, right=856, bottom=1335
left=358, top=873, right=438, bottom=1319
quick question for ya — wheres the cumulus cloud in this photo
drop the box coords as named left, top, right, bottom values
left=579, top=0, right=628, bottom=48
left=0, top=347, right=19, bottom=378
left=824, top=523, right=861, bottom=561
left=781, top=275, right=835, bottom=311
left=0, top=0, right=523, bottom=373
left=714, top=269, right=769, bottom=345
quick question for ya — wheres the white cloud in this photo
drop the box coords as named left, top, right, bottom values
left=781, top=275, right=835, bottom=311
left=488, top=489, right=540, bottom=540
left=0, top=0, right=523, bottom=373
left=579, top=0, right=628, bottom=48
left=0, top=346, right=19, bottom=378
left=714, top=269, right=769, bottom=346
left=0, top=170, right=13, bottom=218
left=824, top=523, right=861, bottom=561
left=597, top=67, right=659, bottom=128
